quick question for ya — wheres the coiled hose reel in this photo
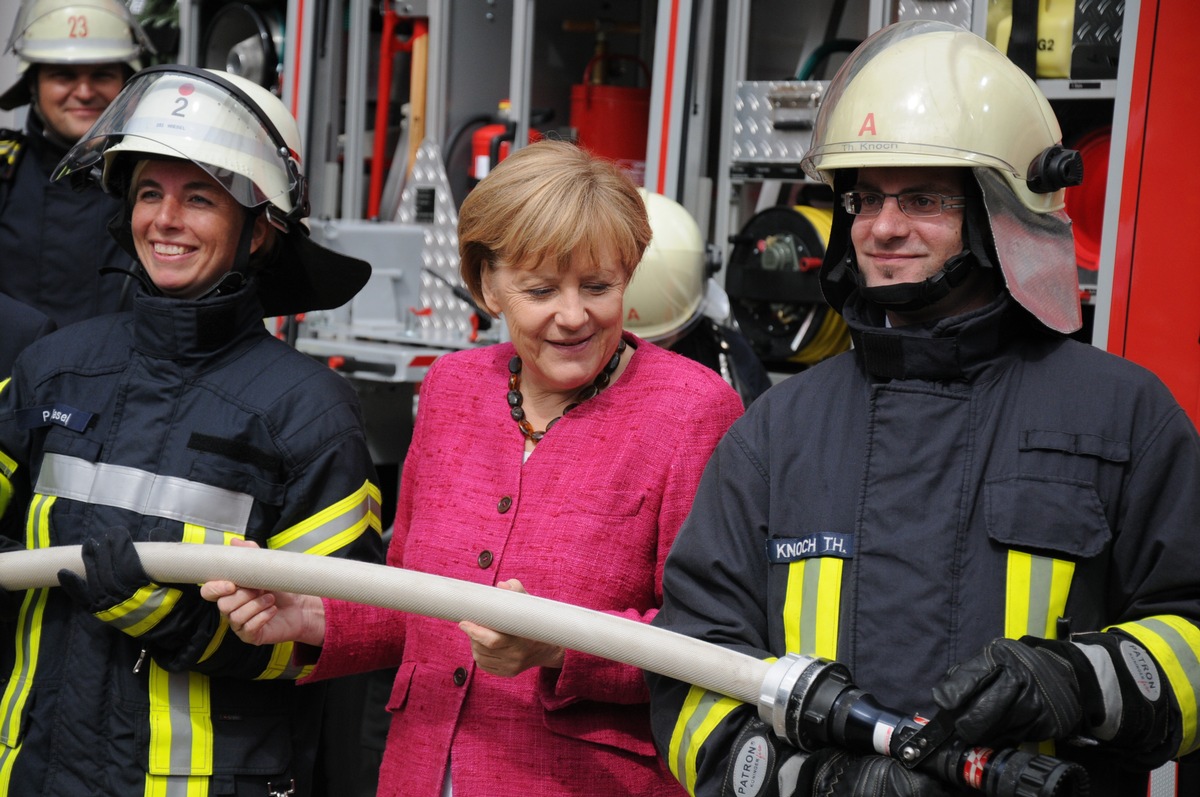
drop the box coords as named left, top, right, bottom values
left=725, top=205, right=850, bottom=372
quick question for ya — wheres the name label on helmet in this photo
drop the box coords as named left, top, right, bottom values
left=767, top=532, right=853, bottom=562
left=16, top=404, right=94, bottom=433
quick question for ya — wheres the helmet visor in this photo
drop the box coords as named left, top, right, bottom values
left=55, top=67, right=298, bottom=211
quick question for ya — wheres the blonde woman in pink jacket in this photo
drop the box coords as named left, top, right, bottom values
left=204, top=140, right=744, bottom=796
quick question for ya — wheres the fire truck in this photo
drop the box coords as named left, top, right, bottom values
left=159, top=0, right=1195, bottom=417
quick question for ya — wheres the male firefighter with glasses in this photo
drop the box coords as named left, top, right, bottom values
left=1, top=0, right=151, bottom=326
left=648, top=21, right=1200, bottom=797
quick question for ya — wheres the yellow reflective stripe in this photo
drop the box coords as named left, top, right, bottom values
left=783, top=557, right=842, bottom=659
left=667, top=684, right=742, bottom=795
left=268, top=480, right=382, bottom=555
left=255, top=641, right=305, bottom=681
left=0, top=445, right=16, bottom=519
left=0, top=495, right=55, bottom=789
left=1109, top=617, right=1200, bottom=756
left=182, top=524, right=244, bottom=548
left=0, top=139, right=19, bottom=165
left=0, top=448, right=15, bottom=477
left=147, top=662, right=213, bottom=780
left=95, top=584, right=184, bottom=636
left=196, top=617, right=230, bottom=665
left=1005, top=551, right=1074, bottom=639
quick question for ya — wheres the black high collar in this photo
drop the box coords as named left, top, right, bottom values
left=130, top=281, right=267, bottom=363
left=843, top=291, right=1031, bottom=383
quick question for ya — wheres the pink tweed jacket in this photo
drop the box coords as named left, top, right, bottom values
left=305, top=334, right=743, bottom=796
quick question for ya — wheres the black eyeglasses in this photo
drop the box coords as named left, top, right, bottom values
left=841, top=191, right=966, bottom=218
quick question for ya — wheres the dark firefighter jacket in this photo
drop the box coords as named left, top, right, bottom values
left=0, top=114, right=134, bottom=327
left=0, top=292, right=54, bottom=377
left=0, top=282, right=384, bottom=796
left=648, top=294, right=1200, bottom=797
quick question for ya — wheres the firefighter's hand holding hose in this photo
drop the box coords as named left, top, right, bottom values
left=758, top=653, right=1090, bottom=797
left=796, top=748, right=952, bottom=796
left=934, top=634, right=1173, bottom=759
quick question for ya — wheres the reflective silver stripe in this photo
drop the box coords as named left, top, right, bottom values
left=167, top=669, right=193, bottom=773
left=99, top=585, right=179, bottom=635
left=35, top=453, right=253, bottom=533
left=1076, top=642, right=1123, bottom=740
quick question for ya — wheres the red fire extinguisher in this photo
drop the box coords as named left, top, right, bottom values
left=469, top=100, right=543, bottom=183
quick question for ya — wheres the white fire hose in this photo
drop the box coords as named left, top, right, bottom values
left=0, top=545, right=1091, bottom=796
left=0, top=543, right=771, bottom=705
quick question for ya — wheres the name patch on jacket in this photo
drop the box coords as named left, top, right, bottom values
left=16, top=404, right=93, bottom=433
left=767, top=533, right=853, bottom=562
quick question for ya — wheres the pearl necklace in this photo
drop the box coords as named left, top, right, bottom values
left=507, top=339, right=627, bottom=443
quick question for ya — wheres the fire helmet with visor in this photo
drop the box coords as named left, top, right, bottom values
left=800, top=20, right=1083, bottom=333
left=1, top=0, right=153, bottom=110
left=53, top=65, right=370, bottom=315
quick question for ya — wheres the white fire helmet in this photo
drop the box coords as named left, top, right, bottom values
left=54, top=66, right=374, bottom=316
left=801, top=21, right=1082, bottom=334
left=56, top=65, right=306, bottom=220
left=623, top=189, right=707, bottom=343
left=1, top=0, right=152, bottom=110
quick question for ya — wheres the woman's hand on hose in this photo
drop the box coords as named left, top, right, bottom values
left=199, top=538, right=326, bottom=648
left=459, top=579, right=565, bottom=677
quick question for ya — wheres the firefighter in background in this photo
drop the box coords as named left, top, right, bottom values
left=0, top=0, right=149, bottom=326
left=0, top=66, right=382, bottom=795
left=623, top=189, right=772, bottom=407
left=648, top=21, right=1200, bottom=797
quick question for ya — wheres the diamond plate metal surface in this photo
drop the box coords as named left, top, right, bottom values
left=294, top=141, right=482, bottom=383
left=895, top=0, right=975, bottom=27
left=395, top=140, right=478, bottom=347
left=731, top=81, right=826, bottom=168
left=1072, top=0, right=1124, bottom=78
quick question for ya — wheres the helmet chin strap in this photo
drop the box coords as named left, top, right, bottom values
left=197, top=209, right=260, bottom=300
left=857, top=249, right=978, bottom=312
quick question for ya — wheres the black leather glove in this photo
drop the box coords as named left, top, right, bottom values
left=799, top=748, right=954, bottom=797
left=58, top=528, right=171, bottom=633
left=931, top=636, right=1084, bottom=747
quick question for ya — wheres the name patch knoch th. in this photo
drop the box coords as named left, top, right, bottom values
left=767, top=532, right=853, bottom=563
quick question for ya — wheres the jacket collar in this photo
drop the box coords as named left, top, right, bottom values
left=843, top=291, right=1026, bottom=382
left=131, top=281, right=266, bottom=362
